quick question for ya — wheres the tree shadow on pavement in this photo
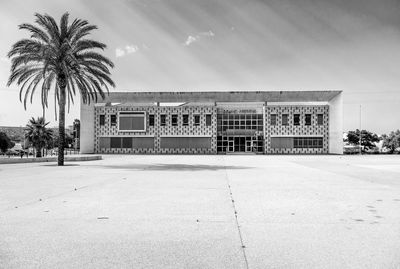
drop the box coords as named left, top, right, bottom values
left=99, top=163, right=252, bottom=171
left=41, top=163, right=81, bottom=167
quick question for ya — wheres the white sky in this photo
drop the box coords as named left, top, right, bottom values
left=0, top=0, right=400, bottom=134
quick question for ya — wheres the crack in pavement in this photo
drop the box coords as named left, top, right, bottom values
left=222, top=157, right=250, bottom=269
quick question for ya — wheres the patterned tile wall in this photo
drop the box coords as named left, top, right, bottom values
left=94, top=105, right=217, bottom=154
left=265, top=105, right=329, bottom=154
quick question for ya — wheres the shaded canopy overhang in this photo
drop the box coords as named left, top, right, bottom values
left=95, top=90, right=342, bottom=104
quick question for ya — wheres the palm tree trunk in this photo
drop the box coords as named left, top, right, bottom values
left=58, top=83, right=66, bottom=166
left=36, top=147, right=42, bottom=158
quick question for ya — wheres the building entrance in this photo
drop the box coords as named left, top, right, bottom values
left=234, top=137, right=246, bottom=152
left=227, top=140, right=234, bottom=153
left=225, top=136, right=259, bottom=153
left=217, top=135, right=264, bottom=153
left=216, top=110, right=264, bottom=154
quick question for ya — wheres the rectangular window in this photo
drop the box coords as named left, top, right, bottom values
left=194, top=115, right=200, bottom=126
left=206, top=114, right=212, bottom=126
left=160, top=115, right=166, bottom=126
left=160, top=137, right=211, bottom=149
left=99, top=137, right=110, bottom=148
left=183, top=114, right=189, bottom=126
left=271, top=137, right=293, bottom=148
left=133, top=137, right=154, bottom=148
left=118, top=112, right=146, bottom=131
left=102, top=137, right=154, bottom=149
left=171, top=114, right=178, bottom=126
left=149, top=115, right=154, bottom=126
left=282, top=114, right=289, bottom=125
left=99, top=115, right=105, bottom=126
left=305, top=114, right=311, bottom=126
left=122, top=137, right=132, bottom=148
left=110, top=137, right=121, bottom=148
left=270, top=114, right=277, bottom=125
left=294, top=114, right=300, bottom=126
left=293, top=137, right=323, bottom=148
left=317, top=114, right=324, bottom=125
left=110, top=115, right=117, bottom=126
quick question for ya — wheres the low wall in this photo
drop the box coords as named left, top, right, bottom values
left=0, top=155, right=102, bottom=164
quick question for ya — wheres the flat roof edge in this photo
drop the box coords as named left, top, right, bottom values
left=92, top=90, right=342, bottom=103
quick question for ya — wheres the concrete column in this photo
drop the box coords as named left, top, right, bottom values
left=328, top=92, right=343, bottom=154
left=263, top=101, right=267, bottom=154
left=80, top=100, right=95, bottom=154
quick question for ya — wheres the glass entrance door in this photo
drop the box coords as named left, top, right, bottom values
left=246, top=141, right=252, bottom=152
left=233, top=137, right=246, bottom=152
left=227, top=140, right=234, bottom=153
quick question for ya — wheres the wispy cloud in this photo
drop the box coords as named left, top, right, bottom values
left=184, top=30, right=215, bottom=46
left=115, top=44, right=140, bottom=58
left=115, top=48, right=126, bottom=57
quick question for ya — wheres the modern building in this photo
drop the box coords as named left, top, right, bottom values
left=80, top=91, right=343, bottom=154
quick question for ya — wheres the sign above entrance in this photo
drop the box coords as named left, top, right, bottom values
left=217, top=108, right=262, bottom=114
left=224, top=129, right=257, bottom=136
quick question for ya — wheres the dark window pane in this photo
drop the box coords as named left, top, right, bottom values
left=194, top=115, right=200, bottom=126
left=294, top=114, right=300, bottom=125
left=161, top=115, right=166, bottom=126
left=99, top=115, right=105, bottom=125
left=317, top=114, right=324, bottom=125
left=206, top=114, right=212, bottom=126
left=149, top=115, right=154, bottom=126
left=110, top=115, right=117, bottom=126
left=183, top=114, right=189, bottom=126
left=282, top=114, right=288, bottom=125
left=122, top=137, right=132, bottom=148
left=292, top=137, right=324, bottom=148
left=305, top=114, right=311, bottom=125
left=298, top=138, right=303, bottom=147
left=110, top=137, right=121, bottom=148
left=172, top=114, right=178, bottom=126
left=313, top=139, right=318, bottom=146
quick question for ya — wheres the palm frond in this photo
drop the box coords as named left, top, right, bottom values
left=19, top=23, right=50, bottom=44
left=8, top=12, right=115, bottom=112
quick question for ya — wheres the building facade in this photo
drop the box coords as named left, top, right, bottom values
left=80, top=91, right=343, bottom=154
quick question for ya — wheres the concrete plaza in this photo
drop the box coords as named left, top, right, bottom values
left=0, top=155, right=400, bottom=268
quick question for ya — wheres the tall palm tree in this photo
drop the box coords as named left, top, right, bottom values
left=25, top=117, right=53, bottom=158
left=7, top=12, right=115, bottom=165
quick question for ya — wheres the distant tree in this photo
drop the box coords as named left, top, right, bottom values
left=73, top=119, right=80, bottom=139
left=65, top=132, right=74, bottom=148
left=382, top=130, right=400, bottom=153
left=50, top=132, right=73, bottom=149
left=0, top=132, right=15, bottom=153
left=25, top=117, right=53, bottom=157
left=72, top=119, right=80, bottom=149
left=347, top=129, right=380, bottom=149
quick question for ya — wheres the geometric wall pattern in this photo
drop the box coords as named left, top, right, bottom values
left=265, top=105, right=329, bottom=154
left=94, top=104, right=329, bottom=154
left=94, top=105, right=217, bottom=154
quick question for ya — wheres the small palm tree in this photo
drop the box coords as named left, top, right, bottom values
left=25, top=117, right=53, bottom=158
left=7, top=12, right=115, bottom=165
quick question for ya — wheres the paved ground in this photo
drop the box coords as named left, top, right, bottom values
left=0, top=155, right=400, bottom=269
